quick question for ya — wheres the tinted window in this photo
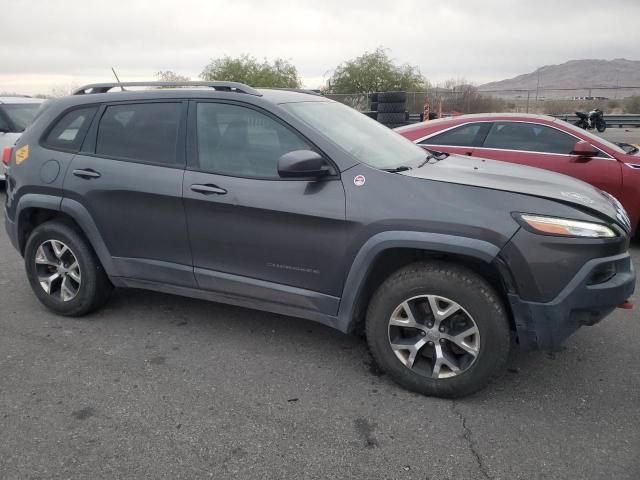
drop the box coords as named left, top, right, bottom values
left=43, top=106, right=98, bottom=152
left=2, top=103, right=42, bottom=131
left=196, top=103, right=311, bottom=178
left=96, top=103, right=181, bottom=165
left=421, top=124, right=484, bottom=147
left=483, top=122, right=577, bottom=154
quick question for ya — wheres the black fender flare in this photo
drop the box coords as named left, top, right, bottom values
left=15, top=194, right=116, bottom=277
left=14, top=193, right=62, bottom=251
left=60, top=198, right=116, bottom=276
left=335, top=231, right=501, bottom=332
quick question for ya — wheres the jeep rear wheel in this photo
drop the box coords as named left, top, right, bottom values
left=365, top=261, right=510, bottom=398
left=24, top=221, right=112, bottom=316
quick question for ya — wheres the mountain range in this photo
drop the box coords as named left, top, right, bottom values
left=479, top=59, right=640, bottom=92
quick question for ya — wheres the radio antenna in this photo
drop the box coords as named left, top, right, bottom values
left=111, top=67, right=125, bottom=91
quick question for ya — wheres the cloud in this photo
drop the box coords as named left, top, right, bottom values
left=1, top=0, right=638, bottom=94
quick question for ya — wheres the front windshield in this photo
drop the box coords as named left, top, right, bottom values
left=559, top=120, right=626, bottom=155
left=282, top=101, right=427, bottom=169
left=2, top=103, right=42, bottom=131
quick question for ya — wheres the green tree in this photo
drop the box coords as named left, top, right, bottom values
left=201, top=55, right=301, bottom=88
left=326, top=48, right=427, bottom=94
left=156, top=71, right=191, bottom=82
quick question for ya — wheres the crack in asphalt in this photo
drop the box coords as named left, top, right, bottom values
left=451, top=401, right=492, bottom=479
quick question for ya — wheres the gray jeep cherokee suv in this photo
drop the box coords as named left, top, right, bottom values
left=3, top=81, right=635, bottom=397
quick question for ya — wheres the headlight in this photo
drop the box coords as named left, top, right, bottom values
left=518, top=214, right=616, bottom=238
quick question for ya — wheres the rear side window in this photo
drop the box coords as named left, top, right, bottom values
left=43, top=106, right=98, bottom=152
left=420, top=123, right=485, bottom=147
left=96, top=103, right=181, bottom=165
left=483, top=122, right=578, bottom=154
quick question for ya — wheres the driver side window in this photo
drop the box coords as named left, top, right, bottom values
left=196, top=103, right=312, bottom=179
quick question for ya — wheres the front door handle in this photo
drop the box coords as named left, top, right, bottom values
left=190, top=184, right=227, bottom=195
left=464, top=151, right=473, bottom=156
left=72, top=168, right=101, bottom=179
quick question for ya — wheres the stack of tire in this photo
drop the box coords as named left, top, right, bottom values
left=370, top=91, right=407, bottom=129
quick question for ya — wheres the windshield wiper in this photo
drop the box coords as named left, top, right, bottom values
left=417, top=151, right=450, bottom=168
left=382, top=166, right=412, bottom=173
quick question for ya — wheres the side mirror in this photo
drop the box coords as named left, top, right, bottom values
left=571, top=140, right=599, bottom=158
left=278, top=150, right=330, bottom=179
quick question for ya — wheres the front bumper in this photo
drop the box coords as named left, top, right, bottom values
left=508, top=252, right=635, bottom=351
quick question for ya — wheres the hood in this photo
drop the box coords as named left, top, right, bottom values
left=401, top=154, right=626, bottom=228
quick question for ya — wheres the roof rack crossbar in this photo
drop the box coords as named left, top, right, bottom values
left=72, top=81, right=262, bottom=96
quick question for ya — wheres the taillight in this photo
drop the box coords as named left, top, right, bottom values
left=2, top=147, right=12, bottom=166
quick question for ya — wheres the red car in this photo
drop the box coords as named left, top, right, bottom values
left=397, top=113, right=640, bottom=234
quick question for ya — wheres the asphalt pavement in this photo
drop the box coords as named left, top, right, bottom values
left=597, top=126, right=640, bottom=145
left=1, top=191, right=638, bottom=480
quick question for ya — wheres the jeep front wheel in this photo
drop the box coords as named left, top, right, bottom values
left=365, top=261, right=511, bottom=398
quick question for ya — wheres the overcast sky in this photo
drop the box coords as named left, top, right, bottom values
left=1, top=0, right=639, bottom=95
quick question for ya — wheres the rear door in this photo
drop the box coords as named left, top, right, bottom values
left=417, top=122, right=490, bottom=156
left=475, top=121, right=623, bottom=197
left=63, top=100, right=195, bottom=287
left=182, top=100, right=346, bottom=313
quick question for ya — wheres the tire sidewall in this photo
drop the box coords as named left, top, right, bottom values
left=377, top=102, right=406, bottom=113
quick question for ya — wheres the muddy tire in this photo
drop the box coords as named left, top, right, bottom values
left=365, top=261, right=511, bottom=398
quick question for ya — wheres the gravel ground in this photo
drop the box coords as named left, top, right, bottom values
left=0, top=191, right=638, bottom=480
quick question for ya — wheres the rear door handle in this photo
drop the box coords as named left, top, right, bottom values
left=190, top=184, right=227, bottom=195
left=73, top=168, right=101, bottom=179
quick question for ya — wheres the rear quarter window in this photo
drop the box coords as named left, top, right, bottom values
left=43, top=106, right=98, bottom=152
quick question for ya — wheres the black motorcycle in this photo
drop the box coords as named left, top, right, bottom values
left=574, top=109, right=607, bottom=132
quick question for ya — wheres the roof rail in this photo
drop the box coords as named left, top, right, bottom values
left=72, top=81, right=262, bottom=96
left=266, top=88, right=323, bottom=96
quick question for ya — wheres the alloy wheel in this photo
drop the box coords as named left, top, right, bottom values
left=387, top=295, right=480, bottom=379
left=34, top=240, right=81, bottom=302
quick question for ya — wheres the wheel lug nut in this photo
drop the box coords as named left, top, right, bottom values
left=427, top=341, right=434, bottom=346
left=427, top=323, right=433, bottom=328
left=440, top=338, right=446, bottom=344
left=420, top=331, right=426, bottom=337
left=439, top=327, right=445, bottom=332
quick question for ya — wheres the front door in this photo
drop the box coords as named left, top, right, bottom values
left=182, top=100, right=346, bottom=313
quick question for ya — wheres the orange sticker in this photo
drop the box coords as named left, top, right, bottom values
left=15, top=145, right=29, bottom=165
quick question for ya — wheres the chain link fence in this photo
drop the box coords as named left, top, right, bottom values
left=326, top=86, right=640, bottom=116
